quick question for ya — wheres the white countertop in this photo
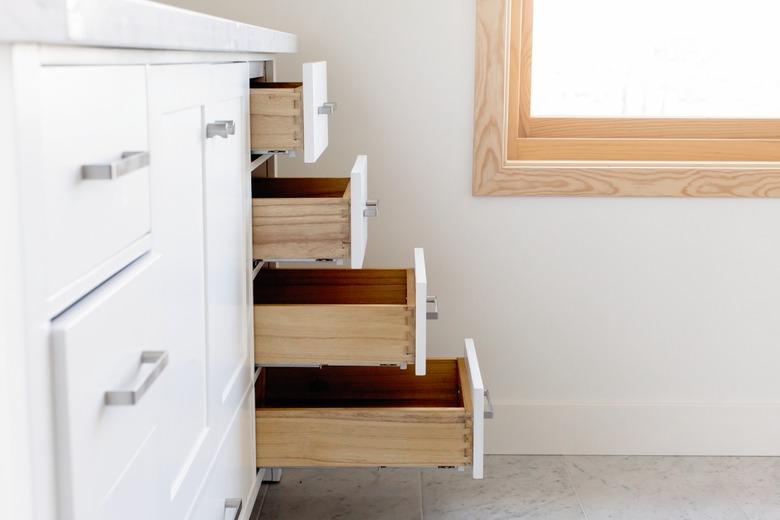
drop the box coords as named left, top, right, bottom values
left=0, top=0, right=297, bottom=54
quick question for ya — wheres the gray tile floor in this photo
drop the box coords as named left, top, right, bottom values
left=257, top=456, right=780, bottom=519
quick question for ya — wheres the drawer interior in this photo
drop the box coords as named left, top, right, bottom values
left=253, top=268, right=412, bottom=305
left=256, top=360, right=464, bottom=409
left=249, top=80, right=303, bottom=90
left=252, top=177, right=350, bottom=199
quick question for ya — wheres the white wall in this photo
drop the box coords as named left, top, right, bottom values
left=160, top=0, right=780, bottom=455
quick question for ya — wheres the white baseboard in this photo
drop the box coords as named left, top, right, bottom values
left=486, top=403, right=780, bottom=456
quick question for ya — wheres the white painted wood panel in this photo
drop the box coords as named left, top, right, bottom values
left=464, top=338, right=485, bottom=479
left=51, top=256, right=167, bottom=520
left=147, top=63, right=213, bottom=518
left=414, top=247, right=427, bottom=375
left=302, top=61, right=329, bottom=163
left=187, top=377, right=257, bottom=520
left=203, top=62, right=253, bottom=443
left=349, top=155, right=368, bottom=268
left=38, top=64, right=151, bottom=314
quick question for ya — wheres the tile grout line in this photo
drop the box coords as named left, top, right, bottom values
left=562, top=456, right=590, bottom=520
left=418, top=470, right=424, bottom=520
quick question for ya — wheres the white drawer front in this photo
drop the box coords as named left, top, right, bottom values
left=414, top=248, right=428, bottom=375
left=302, top=61, right=330, bottom=163
left=52, top=257, right=167, bottom=520
left=40, top=65, right=151, bottom=310
left=465, top=338, right=486, bottom=479
left=349, top=155, right=369, bottom=268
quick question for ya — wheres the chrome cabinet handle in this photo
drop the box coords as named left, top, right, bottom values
left=484, top=389, right=494, bottom=419
left=207, top=120, right=236, bottom=139
left=426, top=295, right=439, bottom=320
left=363, top=199, right=379, bottom=218
left=104, top=351, right=169, bottom=406
left=82, top=151, right=149, bottom=180
left=318, top=102, right=337, bottom=115
left=224, top=498, right=242, bottom=520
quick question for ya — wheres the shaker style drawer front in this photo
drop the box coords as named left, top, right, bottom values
left=251, top=155, right=374, bottom=267
left=250, top=61, right=332, bottom=163
left=51, top=257, right=168, bottom=520
left=39, top=65, right=151, bottom=310
left=255, top=339, right=487, bottom=478
left=253, top=248, right=432, bottom=372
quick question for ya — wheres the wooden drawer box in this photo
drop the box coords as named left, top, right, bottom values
left=250, top=61, right=332, bottom=163
left=253, top=248, right=433, bottom=374
left=251, top=155, right=373, bottom=267
left=249, top=81, right=302, bottom=152
left=255, top=340, right=486, bottom=478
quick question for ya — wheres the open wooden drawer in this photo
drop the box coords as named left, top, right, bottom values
left=250, top=61, right=333, bottom=163
left=253, top=248, right=436, bottom=375
left=255, top=339, right=488, bottom=478
left=251, top=155, right=375, bottom=266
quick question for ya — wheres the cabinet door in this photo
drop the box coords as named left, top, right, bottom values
left=189, top=380, right=257, bottom=520
left=203, top=62, right=253, bottom=442
left=147, top=64, right=213, bottom=519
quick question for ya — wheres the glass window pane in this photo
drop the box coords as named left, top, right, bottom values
left=530, top=0, right=780, bottom=118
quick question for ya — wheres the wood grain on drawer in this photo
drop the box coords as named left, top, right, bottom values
left=253, top=268, right=416, bottom=367
left=252, top=177, right=351, bottom=260
left=249, top=84, right=302, bottom=151
left=255, top=360, right=473, bottom=468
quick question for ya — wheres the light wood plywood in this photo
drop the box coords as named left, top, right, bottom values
left=255, top=360, right=472, bottom=467
left=253, top=269, right=416, bottom=367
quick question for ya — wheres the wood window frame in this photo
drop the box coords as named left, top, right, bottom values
left=473, top=0, right=780, bottom=197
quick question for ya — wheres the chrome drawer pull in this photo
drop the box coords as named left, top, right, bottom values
left=426, top=295, right=439, bottom=320
left=224, top=498, right=242, bottom=520
left=104, top=351, right=169, bottom=406
left=484, top=389, right=494, bottom=419
left=318, top=101, right=337, bottom=115
left=363, top=199, right=379, bottom=218
left=81, top=151, right=150, bottom=180
left=207, top=120, right=236, bottom=139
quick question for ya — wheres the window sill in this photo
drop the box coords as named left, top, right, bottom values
left=473, top=160, right=780, bottom=197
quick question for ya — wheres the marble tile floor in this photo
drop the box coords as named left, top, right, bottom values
left=256, top=455, right=780, bottom=520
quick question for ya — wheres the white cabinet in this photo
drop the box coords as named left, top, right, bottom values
left=46, top=59, right=256, bottom=520
left=0, top=11, right=296, bottom=520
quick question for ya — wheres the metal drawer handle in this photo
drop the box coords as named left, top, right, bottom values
left=207, top=120, right=236, bottom=139
left=224, top=498, right=242, bottom=520
left=363, top=199, right=379, bottom=218
left=484, top=389, right=494, bottom=419
left=82, top=151, right=149, bottom=180
left=426, top=295, right=439, bottom=320
left=318, top=101, right=337, bottom=115
left=104, top=351, right=169, bottom=406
